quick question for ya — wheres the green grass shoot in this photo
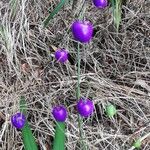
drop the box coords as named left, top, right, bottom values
left=0, top=25, right=11, bottom=51
left=110, top=0, right=122, bottom=31
left=19, top=96, right=38, bottom=150
left=43, top=0, right=66, bottom=28
left=0, top=25, right=6, bottom=43
left=9, top=0, right=18, bottom=18
left=76, top=2, right=88, bottom=149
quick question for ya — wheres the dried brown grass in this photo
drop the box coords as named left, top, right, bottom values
left=0, top=0, right=150, bottom=149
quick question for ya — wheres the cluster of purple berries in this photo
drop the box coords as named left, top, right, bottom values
left=11, top=98, right=94, bottom=128
left=53, top=20, right=96, bottom=122
left=52, top=98, right=94, bottom=122
left=11, top=0, right=109, bottom=129
left=55, top=0, right=108, bottom=63
left=53, top=0, right=108, bottom=120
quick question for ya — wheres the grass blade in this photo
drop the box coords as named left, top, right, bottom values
left=19, top=96, right=38, bottom=150
left=110, top=0, right=122, bottom=31
left=20, top=96, right=27, bottom=115
left=114, top=0, right=122, bottom=31
left=43, top=0, right=66, bottom=28
left=52, top=122, right=65, bottom=150
left=10, top=0, right=18, bottom=18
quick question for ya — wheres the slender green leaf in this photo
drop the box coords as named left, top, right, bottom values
left=21, top=122, right=38, bottom=150
left=43, top=0, right=66, bottom=28
left=114, top=0, right=122, bottom=31
left=10, top=0, right=18, bottom=18
left=110, top=0, right=122, bottom=31
left=20, top=96, right=27, bottom=115
left=53, top=122, right=66, bottom=150
left=0, top=25, right=7, bottom=43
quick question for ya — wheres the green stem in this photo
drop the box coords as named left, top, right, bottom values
left=77, top=43, right=81, bottom=100
left=19, top=96, right=38, bottom=150
left=77, top=43, right=87, bottom=150
left=110, top=0, right=115, bottom=7
left=10, top=0, right=18, bottom=18
left=110, top=0, right=122, bottom=31
left=76, top=1, right=88, bottom=149
left=77, top=0, right=86, bottom=19
left=20, top=96, right=27, bottom=115
left=53, top=122, right=66, bottom=150
left=43, top=0, right=66, bottom=28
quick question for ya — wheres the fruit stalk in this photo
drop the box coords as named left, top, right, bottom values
left=77, top=43, right=81, bottom=100
left=74, top=1, right=92, bottom=149
left=77, top=43, right=87, bottom=150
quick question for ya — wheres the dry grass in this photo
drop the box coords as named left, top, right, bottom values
left=0, top=0, right=150, bottom=150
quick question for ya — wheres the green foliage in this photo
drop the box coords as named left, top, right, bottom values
left=53, top=122, right=66, bottom=150
left=0, top=25, right=11, bottom=50
left=20, top=96, right=27, bottom=115
left=110, top=0, right=122, bottom=31
left=10, top=0, right=18, bottom=18
left=0, top=25, right=6, bottom=42
left=43, top=0, right=66, bottom=28
left=133, top=139, right=141, bottom=149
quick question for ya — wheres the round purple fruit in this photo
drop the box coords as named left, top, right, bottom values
left=93, top=0, right=108, bottom=8
left=11, top=112, right=26, bottom=129
left=55, top=49, right=68, bottom=63
left=52, top=105, right=67, bottom=122
left=71, top=20, right=93, bottom=43
left=77, top=98, right=94, bottom=117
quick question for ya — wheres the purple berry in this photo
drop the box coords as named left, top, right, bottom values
left=52, top=105, right=67, bottom=122
left=11, top=112, right=26, bottom=129
left=77, top=98, right=94, bottom=117
left=93, top=0, right=108, bottom=8
left=55, top=49, right=68, bottom=63
left=71, top=20, right=93, bottom=43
